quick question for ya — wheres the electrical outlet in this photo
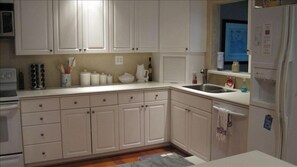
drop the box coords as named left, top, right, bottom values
left=115, top=56, right=123, bottom=65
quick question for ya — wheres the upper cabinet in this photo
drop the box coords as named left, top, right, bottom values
left=159, top=0, right=206, bottom=53
left=14, top=0, right=54, bottom=55
left=54, top=0, right=108, bottom=54
left=109, top=0, right=159, bottom=53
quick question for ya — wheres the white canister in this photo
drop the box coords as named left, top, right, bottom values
left=80, top=69, right=91, bottom=86
left=217, top=52, right=224, bottom=71
left=100, top=73, right=107, bottom=85
left=107, top=74, right=113, bottom=85
left=91, top=71, right=100, bottom=86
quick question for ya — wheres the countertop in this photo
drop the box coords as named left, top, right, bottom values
left=191, top=150, right=296, bottom=167
left=17, top=82, right=250, bottom=106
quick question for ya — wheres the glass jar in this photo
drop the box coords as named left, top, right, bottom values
left=232, top=61, right=240, bottom=73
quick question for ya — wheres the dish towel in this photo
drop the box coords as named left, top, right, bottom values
left=216, top=108, right=232, bottom=142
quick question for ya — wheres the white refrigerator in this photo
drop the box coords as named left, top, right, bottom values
left=248, top=4, right=297, bottom=165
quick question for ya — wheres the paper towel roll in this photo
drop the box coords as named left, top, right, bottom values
left=91, top=72, right=100, bottom=86
left=80, top=70, right=91, bottom=86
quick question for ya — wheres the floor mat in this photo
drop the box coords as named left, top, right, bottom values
left=114, top=153, right=194, bottom=167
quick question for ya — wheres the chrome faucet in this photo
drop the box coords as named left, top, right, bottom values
left=200, top=68, right=208, bottom=84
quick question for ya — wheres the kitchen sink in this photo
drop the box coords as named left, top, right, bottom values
left=183, top=84, right=236, bottom=93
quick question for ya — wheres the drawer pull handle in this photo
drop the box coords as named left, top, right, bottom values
left=87, top=111, right=90, bottom=114
left=145, top=105, right=148, bottom=107
left=40, top=117, right=43, bottom=121
left=42, top=152, right=46, bottom=155
left=155, top=94, right=158, bottom=99
left=41, top=133, right=44, bottom=137
left=92, top=111, right=95, bottom=114
left=130, top=96, right=133, bottom=99
left=103, top=99, right=106, bottom=102
left=74, top=101, right=78, bottom=104
left=39, top=104, right=43, bottom=107
left=141, top=105, right=144, bottom=108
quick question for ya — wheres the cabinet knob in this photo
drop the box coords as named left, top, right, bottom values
left=145, top=105, right=148, bottom=108
left=130, top=96, right=133, bottom=99
left=132, top=48, right=135, bottom=50
left=40, top=133, right=44, bottom=137
left=92, top=111, right=95, bottom=114
left=74, top=101, right=78, bottom=104
left=79, top=49, right=82, bottom=52
left=40, top=117, right=43, bottom=121
left=155, top=94, right=158, bottom=99
left=49, top=49, right=53, bottom=52
left=103, top=99, right=106, bottom=102
left=136, top=48, right=138, bottom=51
left=87, top=111, right=90, bottom=114
left=39, top=104, right=43, bottom=107
left=84, top=48, right=87, bottom=51
left=185, top=48, right=188, bottom=51
left=141, top=105, right=144, bottom=108
left=42, top=152, right=46, bottom=155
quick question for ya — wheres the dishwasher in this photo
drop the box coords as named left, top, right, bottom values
left=211, top=101, right=249, bottom=160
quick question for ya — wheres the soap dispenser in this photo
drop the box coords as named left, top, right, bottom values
left=241, top=78, right=248, bottom=93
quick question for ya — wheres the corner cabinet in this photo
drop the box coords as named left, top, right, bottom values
left=171, top=90, right=212, bottom=161
left=109, top=0, right=159, bottom=53
left=159, top=0, right=207, bottom=53
left=14, top=0, right=54, bottom=55
left=53, top=0, right=108, bottom=54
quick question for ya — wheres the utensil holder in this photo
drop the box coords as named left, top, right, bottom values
left=61, top=74, right=71, bottom=87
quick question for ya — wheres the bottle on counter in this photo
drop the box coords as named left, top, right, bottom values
left=148, top=57, right=153, bottom=81
left=217, top=52, right=224, bottom=71
left=241, top=78, right=248, bottom=93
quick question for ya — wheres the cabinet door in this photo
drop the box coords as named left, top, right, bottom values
left=134, top=0, right=159, bottom=52
left=119, top=103, right=144, bottom=149
left=82, top=0, right=108, bottom=53
left=14, top=0, right=53, bottom=55
left=109, top=0, right=134, bottom=52
left=160, top=0, right=189, bottom=52
left=54, top=0, right=82, bottom=54
left=144, top=100, right=168, bottom=145
left=61, top=108, right=91, bottom=158
left=91, top=106, right=119, bottom=154
left=171, top=101, right=188, bottom=150
left=188, top=106, right=211, bottom=161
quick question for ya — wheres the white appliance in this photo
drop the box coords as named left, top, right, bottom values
left=0, top=68, right=24, bottom=167
left=211, top=101, right=249, bottom=160
left=248, top=4, right=297, bottom=165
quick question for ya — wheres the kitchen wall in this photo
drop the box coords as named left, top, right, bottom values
left=208, top=73, right=250, bottom=90
left=0, top=39, right=151, bottom=89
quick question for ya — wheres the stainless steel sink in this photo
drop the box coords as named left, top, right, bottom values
left=183, top=84, right=236, bottom=93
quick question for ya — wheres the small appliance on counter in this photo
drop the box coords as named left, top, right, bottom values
left=30, top=64, right=45, bottom=90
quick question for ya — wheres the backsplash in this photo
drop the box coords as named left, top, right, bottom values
left=208, top=73, right=251, bottom=90
left=0, top=39, right=151, bottom=90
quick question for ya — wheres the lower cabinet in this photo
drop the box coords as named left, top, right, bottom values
left=171, top=96, right=211, bottom=161
left=61, top=108, right=92, bottom=158
left=145, top=100, right=168, bottom=145
left=91, top=106, right=119, bottom=154
left=119, top=103, right=145, bottom=150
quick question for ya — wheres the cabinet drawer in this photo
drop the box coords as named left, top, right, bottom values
left=21, top=98, right=59, bottom=113
left=119, top=92, right=144, bottom=104
left=171, top=90, right=212, bottom=112
left=23, top=123, right=61, bottom=145
left=22, top=111, right=60, bottom=126
left=90, top=93, right=118, bottom=107
left=145, top=90, right=168, bottom=102
left=60, top=95, right=90, bottom=109
left=24, top=142, right=62, bottom=164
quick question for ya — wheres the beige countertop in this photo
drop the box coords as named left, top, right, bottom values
left=17, top=82, right=250, bottom=106
left=192, top=151, right=296, bottom=167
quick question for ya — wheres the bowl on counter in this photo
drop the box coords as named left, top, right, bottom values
left=118, top=73, right=135, bottom=84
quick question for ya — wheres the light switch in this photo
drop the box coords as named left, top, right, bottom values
left=115, top=56, right=123, bottom=65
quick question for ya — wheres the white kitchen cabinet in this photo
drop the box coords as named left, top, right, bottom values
left=14, top=0, right=54, bottom=55
left=54, top=0, right=108, bottom=54
left=171, top=90, right=212, bottom=161
left=144, top=100, right=168, bottom=145
left=171, top=101, right=188, bottom=150
left=61, top=108, right=92, bottom=158
left=119, top=103, right=144, bottom=149
left=109, top=0, right=159, bottom=52
left=159, top=0, right=207, bottom=53
left=91, top=106, right=119, bottom=154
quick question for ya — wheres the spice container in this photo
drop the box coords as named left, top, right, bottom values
left=232, top=61, right=240, bottom=73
